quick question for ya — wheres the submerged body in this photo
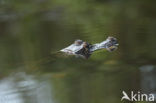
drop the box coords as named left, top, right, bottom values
left=60, top=37, right=118, bottom=59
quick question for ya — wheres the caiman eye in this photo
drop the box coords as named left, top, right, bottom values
left=74, top=40, right=83, bottom=46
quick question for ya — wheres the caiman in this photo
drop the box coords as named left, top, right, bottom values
left=60, top=36, right=119, bottom=59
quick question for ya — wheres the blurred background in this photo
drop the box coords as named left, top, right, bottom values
left=0, top=0, right=156, bottom=103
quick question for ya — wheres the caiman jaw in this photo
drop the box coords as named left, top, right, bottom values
left=107, top=45, right=118, bottom=52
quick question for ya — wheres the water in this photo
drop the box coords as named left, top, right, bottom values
left=0, top=0, right=156, bottom=103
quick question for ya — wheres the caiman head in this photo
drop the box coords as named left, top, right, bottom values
left=60, top=36, right=119, bottom=59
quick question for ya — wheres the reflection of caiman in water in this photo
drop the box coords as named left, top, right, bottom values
left=60, top=36, right=119, bottom=59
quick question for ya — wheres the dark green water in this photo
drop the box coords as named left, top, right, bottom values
left=0, top=0, right=156, bottom=103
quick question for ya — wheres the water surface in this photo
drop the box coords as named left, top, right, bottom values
left=0, top=0, right=156, bottom=103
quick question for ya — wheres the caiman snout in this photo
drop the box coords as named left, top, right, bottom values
left=106, top=37, right=119, bottom=52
